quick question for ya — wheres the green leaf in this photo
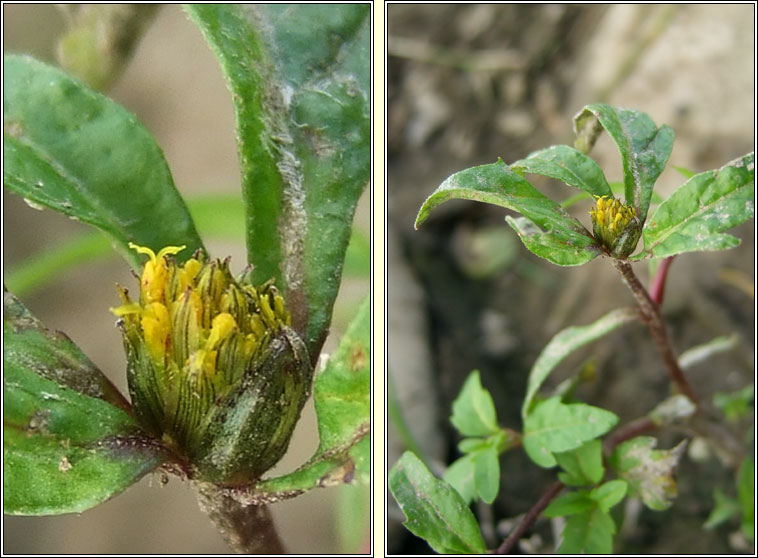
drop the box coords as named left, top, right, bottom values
left=473, top=444, right=500, bottom=504
left=390, top=452, right=487, bottom=554
left=555, top=440, right=605, bottom=487
left=558, top=508, right=616, bottom=554
left=256, top=296, right=369, bottom=496
left=451, top=371, right=499, bottom=437
left=609, top=436, right=686, bottom=511
left=704, top=487, right=740, bottom=529
left=639, top=152, right=755, bottom=259
left=416, top=160, right=601, bottom=266
left=186, top=5, right=370, bottom=360
left=573, top=103, right=674, bottom=223
left=523, top=397, right=618, bottom=468
left=679, top=334, right=739, bottom=371
left=737, top=457, right=755, bottom=542
left=3, top=291, right=167, bottom=514
left=589, top=480, right=628, bottom=513
left=443, top=453, right=477, bottom=504
left=713, top=384, right=754, bottom=423
left=512, top=145, right=613, bottom=198
left=4, top=232, right=113, bottom=297
left=543, top=491, right=595, bottom=518
left=3, top=54, right=204, bottom=270
left=522, top=308, right=638, bottom=419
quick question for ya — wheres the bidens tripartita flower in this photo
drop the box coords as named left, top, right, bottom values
left=590, top=196, right=642, bottom=259
left=111, top=243, right=312, bottom=483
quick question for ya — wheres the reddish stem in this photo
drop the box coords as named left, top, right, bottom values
left=495, top=481, right=565, bottom=554
left=612, top=260, right=699, bottom=406
left=649, top=256, right=675, bottom=305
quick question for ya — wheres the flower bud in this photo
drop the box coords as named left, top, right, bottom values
left=590, top=196, right=642, bottom=258
left=111, top=243, right=312, bottom=483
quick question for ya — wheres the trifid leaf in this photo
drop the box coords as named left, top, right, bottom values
left=523, top=397, right=618, bottom=468
left=543, top=491, right=594, bottom=518
left=473, top=444, right=500, bottom=505
left=451, top=371, right=499, bottom=437
left=443, top=453, right=477, bottom=504
left=573, top=103, right=674, bottom=222
left=555, top=440, right=604, bottom=487
left=3, top=54, right=204, bottom=270
left=638, top=152, right=754, bottom=259
left=558, top=508, right=616, bottom=554
left=589, top=479, right=628, bottom=513
left=390, top=452, right=487, bottom=554
left=3, top=291, right=167, bottom=514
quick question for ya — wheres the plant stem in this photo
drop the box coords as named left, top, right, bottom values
left=649, top=256, right=675, bottom=305
left=611, top=260, right=699, bottom=406
left=495, top=481, right=565, bottom=554
left=196, top=483, right=285, bottom=554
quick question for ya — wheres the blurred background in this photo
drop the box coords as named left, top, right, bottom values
left=388, top=4, right=754, bottom=554
left=3, top=4, right=369, bottom=554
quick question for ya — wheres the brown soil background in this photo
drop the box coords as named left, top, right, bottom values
left=387, top=4, right=754, bottom=555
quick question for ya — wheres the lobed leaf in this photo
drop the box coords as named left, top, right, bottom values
left=638, top=152, right=754, bottom=259
left=589, top=479, right=628, bottom=513
left=543, top=491, right=594, bottom=518
left=389, top=451, right=487, bottom=554
left=523, top=397, right=618, bottom=468
left=416, top=160, right=601, bottom=266
left=472, top=445, right=500, bottom=505
left=522, top=308, right=638, bottom=419
left=558, top=508, right=616, bottom=554
left=573, top=103, right=674, bottom=222
left=443, top=453, right=477, bottom=504
left=704, top=487, right=741, bottom=529
left=185, top=5, right=370, bottom=361
left=555, top=440, right=604, bottom=487
left=3, top=54, right=204, bottom=270
left=450, top=371, right=499, bottom=437
left=512, top=144, right=613, bottom=198
left=256, top=296, right=370, bottom=496
left=3, top=291, right=167, bottom=515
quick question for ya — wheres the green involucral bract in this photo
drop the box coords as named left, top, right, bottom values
left=589, top=196, right=641, bottom=258
left=111, top=244, right=313, bottom=483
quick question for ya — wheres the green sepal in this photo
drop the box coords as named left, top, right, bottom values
left=609, top=216, right=642, bottom=258
left=193, top=327, right=313, bottom=483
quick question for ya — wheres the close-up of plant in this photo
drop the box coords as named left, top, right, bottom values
left=4, top=4, right=369, bottom=554
left=389, top=103, right=754, bottom=554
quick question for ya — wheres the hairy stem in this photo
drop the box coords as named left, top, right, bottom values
left=612, top=260, right=699, bottom=406
left=195, top=483, right=285, bottom=554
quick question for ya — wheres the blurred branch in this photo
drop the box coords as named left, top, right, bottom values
left=388, top=35, right=525, bottom=72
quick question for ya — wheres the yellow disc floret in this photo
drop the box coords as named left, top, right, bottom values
left=110, top=243, right=292, bottom=456
left=589, top=196, right=641, bottom=258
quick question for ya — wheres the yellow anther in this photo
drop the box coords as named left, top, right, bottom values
left=141, top=302, right=171, bottom=363
left=206, top=313, right=237, bottom=350
left=128, top=242, right=186, bottom=304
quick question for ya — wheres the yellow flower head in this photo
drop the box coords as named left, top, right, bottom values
left=589, top=196, right=641, bottom=258
left=111, top=243, right=296, bottom=465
